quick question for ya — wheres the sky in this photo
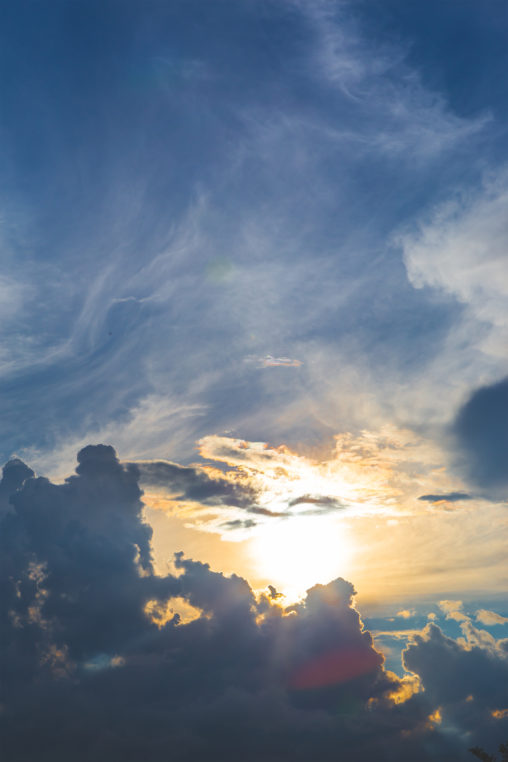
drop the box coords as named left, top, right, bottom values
left=1, top=1, right=508, bottom=760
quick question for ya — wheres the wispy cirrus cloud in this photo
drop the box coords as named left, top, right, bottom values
left=0, top=0, right=494, bottom=470
left=245, top=354, right=303, bottom=368
left=291, top=0, right=489, bottom=157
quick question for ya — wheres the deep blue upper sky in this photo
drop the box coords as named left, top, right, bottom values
left=0, top=0, right=506, bottom=476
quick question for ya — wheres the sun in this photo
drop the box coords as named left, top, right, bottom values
left=248, top=514, right=352, bottom=601
left=195, top=431, right=410, bottom=599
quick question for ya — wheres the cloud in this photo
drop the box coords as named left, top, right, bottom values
left=0, top=0, right=494, bottom=476
left=0, top=443, right=479, bottom=762
left=418, top=492, right=472, bottom=503
left=438, top=600, right=468, bottom=622
left=20, top=393, right=209, bottom=480
left=197, top=427, right=444, bottom=519
left=287, top=494, right=347, bottom=514
left=404, top=622, right=508, bottom=749
left=396, top=609, right=416, bottom=619
left=0, top=457, right=34, bottom=516
left=244, top=355, right=303, bottom=368
left=453, top=376, right=508, bottom=497
left=294, top=0, right=488, bottom=158
left=221, top=518, right=258, bottom=531
left=195, top=426, right=490, bottom=532
left=475, top=609, right=508, bottom=627
left=135, top=458, right=259, bottom=510
left=401, top=170, right=508, bottom=363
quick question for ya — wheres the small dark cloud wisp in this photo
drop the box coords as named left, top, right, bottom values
left=418, top=492, right=472, bottom=503
left=288, top=494, right=348, bottom=514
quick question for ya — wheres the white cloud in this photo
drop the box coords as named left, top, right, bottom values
left=401, top=170, right=508, bottom=364
left=438, top=600, right=468, bottom=621
left=396, top=609, right=416, bottom=619
left=292, top=0, right=488, bottom=158
left=19, top=394, right=207, bottom=480
left=475, top=608, right=508, bottom=626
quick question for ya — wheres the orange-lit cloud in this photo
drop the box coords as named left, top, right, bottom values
left=133, top=425, right=508, bottom=604
left=475, top=608, right=508, bottom=626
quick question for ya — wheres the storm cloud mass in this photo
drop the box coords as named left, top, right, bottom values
left=0, top=445, right=506, bottom=762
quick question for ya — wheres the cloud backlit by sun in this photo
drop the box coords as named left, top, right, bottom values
left=138, top=426, right=482, bottom=600
left=195, top=425, right=458, bottom=524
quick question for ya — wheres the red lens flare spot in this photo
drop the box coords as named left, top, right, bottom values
left=290, top=647, right=381, bottom=690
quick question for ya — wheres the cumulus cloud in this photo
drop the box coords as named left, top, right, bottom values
left=475, top=609, right=508, bottom=627
left=0, top=457, right=34, bottom=516
left=438, top=600, right=468, bottom=622
left=0, top=443, right=479, bottom=762
left=404, top=622, right=508, bottom=750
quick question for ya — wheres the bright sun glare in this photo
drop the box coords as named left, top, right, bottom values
left=152, top=431, right=410, bottom=602
left=249, top=515, right=352, bottom=601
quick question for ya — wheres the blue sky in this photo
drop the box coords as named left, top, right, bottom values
left=2, top=0, right=505, bottom=467
left=1, top=2, right=508, bottom=760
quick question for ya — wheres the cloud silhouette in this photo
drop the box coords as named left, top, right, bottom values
left=288, top=494, right=348, bottom=514
left=0, top=443, right=471, bottom=762
left=453, top=377, right=508, bottom=496
left=404, top=622, right=508, bottom=750
left=135, top=458, right=259, bottom=509
left=418, top=492, right=472, bottom=503
left=0, top=457, right=34, bottom=516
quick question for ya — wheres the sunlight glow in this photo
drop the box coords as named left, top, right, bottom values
left=198, top=426, right=434, bottom=521
left=249, top=515, right=353, bottom=601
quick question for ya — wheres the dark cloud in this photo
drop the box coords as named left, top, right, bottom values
left=418, top=492, right=472, bottom=503
left=288, top=494, right=348, bottom=514
left=221, top=518, right=257, bottom=531
left=0, top=444, right=495, bottom=761
left=135, top=459, right=259, bottom=509
left=136, top=460, right=289, bottom=518
left=404, top=623, right=508, bottom=751
left=453, top=377, right=508, bottom=497
left=248, top=505, right=287, bottom=517
left=0, top=457, right=34, bottom=516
